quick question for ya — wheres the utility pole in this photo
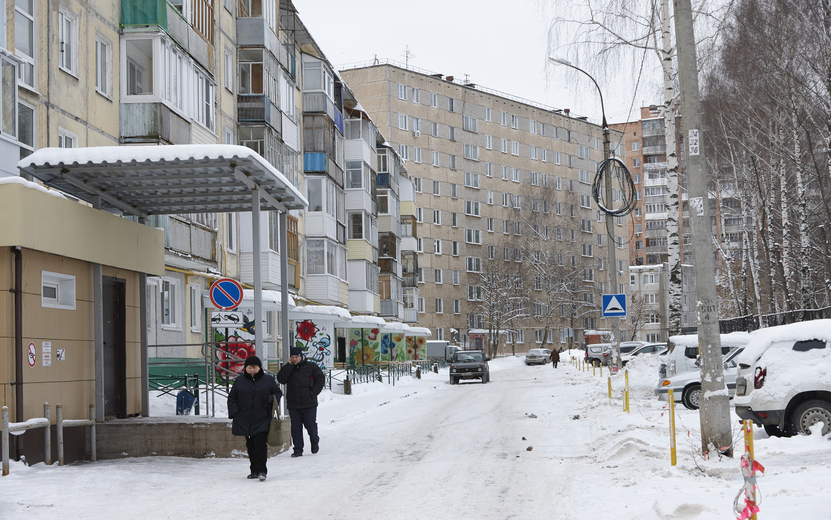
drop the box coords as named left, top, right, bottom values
left=673, top=0, right=732, bottom=457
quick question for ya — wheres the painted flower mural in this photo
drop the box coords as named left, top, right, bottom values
left=295, top=319, right=330, bottom=369
left=296, top=320, right=318, bottom=342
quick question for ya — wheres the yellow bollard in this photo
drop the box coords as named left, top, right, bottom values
left=600, top=363, right=603, bottom=377
left=668, top=389, right=677, bottom=466
left=743, top=420, right=758, bottom=520
left=625, top=370, right=630, bottom=413
left=607, top=376, right=612, bottom=399
left=592, top=363, right=596, bottom=376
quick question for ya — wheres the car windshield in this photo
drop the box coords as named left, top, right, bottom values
left=454, top=352, right=484, bottom=363
left=528, top=350, right=543, bottom=355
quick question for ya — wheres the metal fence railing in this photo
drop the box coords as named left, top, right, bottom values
left=719, top=306, right=831, bottom=333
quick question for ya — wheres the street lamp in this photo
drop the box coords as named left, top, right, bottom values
left=549, top=56, right=622, bottom=370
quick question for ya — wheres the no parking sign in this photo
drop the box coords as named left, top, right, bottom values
left=209, top=278, right=244, bottom=311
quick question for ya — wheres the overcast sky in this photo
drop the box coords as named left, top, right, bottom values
left=292, top=0, right=664, bottom=126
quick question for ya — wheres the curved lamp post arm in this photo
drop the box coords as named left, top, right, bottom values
left=548, top=57, right=608, bottom=130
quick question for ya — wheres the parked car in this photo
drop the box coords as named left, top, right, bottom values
left=621, top=343, right=667, bottom=366
left=655, top=347, right=745, bottom=410
left=449, top=350, right=490, bottom=384
left=660, top=332, right=752, bottom=379
left=619, top=341, right=646, bottom=354
left=525, top=348, right=551, bottom=365
left=733, top=320, right=831, bottom=437
left=586, top=343, right=612, bottom=367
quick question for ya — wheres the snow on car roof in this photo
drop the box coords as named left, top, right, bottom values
left=668, top=331, right=751, bottom=348
left=737, top=319, right=831, bottom=363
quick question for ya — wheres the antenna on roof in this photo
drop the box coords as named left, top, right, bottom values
left=405, top=46, right=415, bottom=69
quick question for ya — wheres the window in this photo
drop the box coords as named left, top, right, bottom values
left=465, top=228, right=482, bottom=245
left=484, top=107, right=491, bottom=121
left=530, top=120, right=537, bottom=133
left=463, top=144, right=479, bottom=160
left=452, top=241, right=459, bottom=256
left=432, top=151, right=440, bottom=167
left=464, top=200, right=481, bottom=216
left=161, top=278, right=179, bottom=327
left=398, top=113, right=408, bottom=130
left=632, top=141, right=640, bottom=151
left=511, top=141, right=519, bottom=156
left=487, top=218, right=494, bottom=232
left=464, top=172, right=480, bottom=188
left=194, top=68, right=216, bottom=131
left=433, top=180, right=441, bottom=196
left=431, top=93, right=438, bottom=107
left=398, top=84, right=407, bottom=100
left=485, top=135, right=492, bottom=150
left=486, top=163, right=493, bottom=177
left=463, top=115, right=478, bottom=132
left=18, top=101, right=35, bottom=156
left=581, top=243, right=593, bottom=257
left=535, top=330, right=546, bottom=343
left=15, top=0, right=35, bottom=87
left=530, top=146, right=538, bottom=160
left=579, top=194, right=592, bottom=209
left=579, top=170, right=592, bottom=184
left=434, top=269, right=443, bottom=284
left=434, top=239, right=443, bottom=255
left=41, top=271, right=76, bottom=310
left=501, top=138, right=508, bottom=153
left=126, top=39, right=153, bottom=96
left=412, top=87, right=419, bottom=103
left=487, top=190, right=494, bottom=205
left=450, top=155, right=458, bottom=170
left=453, top=270, right=460, bottom=285
left=414, top=178, right=422, bottom=193
left=226, top=213, right=237, bottom=252
left=454, top=299, right=461, bottom=314
left=189, top=284, right=202, bottom=332
left=416, top=238, right=423, bottom=253
left=510, top=114, right=518, bottom=129
left=432, top=121, right=438, bottom=137
left=578, top=145, right=590, bottom=159
left=432, top=209, right=441, bottom=226
left=95, top=36, right=112, bottom=97
left=435, top=299, right=444, bottom=313
left=466, top=257, right=482, bottom=273
left=632, top=158, right=641, bottom=167
left=414, top=147, right=422, bottom=163
left=502, top=165, right=509, bottom=180
left=451, top=212, right=458, bottom=227
left=58, top=128, right=77, bottom=148
left=512, top=168, right=519, bottom=182
left=418, top=297, right=425, bottom=312
left=468, top=285, right=483, bottom=301
left=450, top=183, right=458, bottom=198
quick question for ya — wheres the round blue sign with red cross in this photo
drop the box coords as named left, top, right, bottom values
left=209, top=278, right=244, bottom=311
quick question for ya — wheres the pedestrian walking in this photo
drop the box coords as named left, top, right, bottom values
left=277, top=346, right=325, bottom=457
left=227, top=356, right=282, bottom=481
left=550, top=348, right=560, bottom=369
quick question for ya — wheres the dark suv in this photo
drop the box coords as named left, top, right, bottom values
left=449, top=350, right=490, bottom=384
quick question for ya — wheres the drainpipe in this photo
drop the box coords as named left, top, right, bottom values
left=12, top=246, right=23, bottom=459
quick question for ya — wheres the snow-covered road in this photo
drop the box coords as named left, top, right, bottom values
left=2, top=354, right=830, bottom=519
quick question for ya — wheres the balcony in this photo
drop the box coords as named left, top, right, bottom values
left=380, top=299, right=403, bottom=319
left=644, top=176, right=667, bottom=187
left=643, top=145, right=666, bottom=156
left=120, top=102, right=191, bottom=145
left=302, top=92, right=344, bottom=134
left=643, top=161, right=667, bottom=171
left=238, top=95, right=281, bottom=131
left=148, top=214, right=217, bottom=266
left=122, top=0, right=168, bottom=29
left=379, top=257, right=399, bottom=276
left=236, top=18, right=287, bottom=68
left=641, top=125, right=665, bottom=138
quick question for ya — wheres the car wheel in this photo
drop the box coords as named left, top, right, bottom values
left=449, top=376, right=456, bottom=385
left=682, top=384, right=701, bottom=410
left=789, top=400, right=831, bottom=436
left=482, top=373, right=488, bottom=384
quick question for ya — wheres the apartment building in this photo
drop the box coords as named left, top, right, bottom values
left=627, top=264, right=697, bottom=342
left=341, top=64, right=629, bottom=349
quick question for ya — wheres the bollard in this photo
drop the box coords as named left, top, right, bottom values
left=344, top=377, right=352, bottom=395
left=416, top=367, right=421, bottom=379
left=2, top=406, right=8, bottom=476
left=600, top=363, right=603, bottom=377
left=607, top=376, right=612, bottom=399
left=668, top=389, right=677, bottom=466
left=624, top=370, right=630, bottom=413
left=57, top=405, right=64, bottom=466
left=592, top=363, right=596, bottom=376
left=433, top=364, right=438, bottom=374
left=43, top=403, right=51, bottom=467
left=741, top=420, right=759, bottom=520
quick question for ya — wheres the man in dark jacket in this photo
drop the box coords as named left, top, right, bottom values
left=550, top=348, right=560, bottom=369
left=227, top=356, right=282, bottom=481
left=277, top=347, right=325, bottom=457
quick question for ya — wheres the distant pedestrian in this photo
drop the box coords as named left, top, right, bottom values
left=277, top=347, right=325, bottom=457
left=550, top=349, right=560, bottom=369
left=227, top=356, right=282, bottom=481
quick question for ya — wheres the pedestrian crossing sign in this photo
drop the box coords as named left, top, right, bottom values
left=601, top=294, right=627, bottom=317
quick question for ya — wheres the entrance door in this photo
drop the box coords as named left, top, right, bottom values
left=337, top=336, right=346, bottom=363
left=103, top=278, right=127, bottom=418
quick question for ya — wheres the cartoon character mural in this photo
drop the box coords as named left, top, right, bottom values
left=213, top=311, right=257, bottom=382
left=295, top=319, right=333, bottom=369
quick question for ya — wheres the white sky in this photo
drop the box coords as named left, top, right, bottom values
left=292, top=0, right=661, bottom=126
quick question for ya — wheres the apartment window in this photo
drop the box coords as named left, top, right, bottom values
left=226, top=213, right=237, bottom=252
left=41, top=271, right=76, bottom=310
left=452, top=241, right=459, bottom=256
left=450, top=183, right=458, bottom=198
left=511, top=168, right=519, bottom=182
left=632, top=158, right=641, bottom=167
left=451, top=212, right=458, bottom=227
left=398, top=84, right=407, bottom=100
left=510, top=114, right=518, bottom=129
left=501, top=138, right=508, bottom=153
left=448, top=98, right=455, bottom=111
left=465, top=228, right=482, bottom=245
left=579, top=170, right=592, bottom=184
left=464, top=172, right=480, bottom=188
left=632, top=141, right=640, bottom=151
left=414, top=147, right=422, bottom=163
left=58, top=128, right=77, bottom=148
left=530, top=146, right=538, bottom=160
left=413, top=117, right=420, bottom=133
left=535, top=330, right=545, bottom=343
left=578, top=145, right=590, bottom=159
left=434, top=239, right=443, bottom=255
left=485, top=135, right=492, bottom=150
left=194, top=69, right=216, bottom=131
left=453, top=270, right=460, bottom=285
left=453, top=299, right=461, bottom=314
left=503, top=220, right=510, bottom=234
left=161, top=278, right=179, bottom=328
left=223, top=48, right=234, bottom=93
left=511, top=141, right=519, bottom=156
left=398, top=113, right=408, bottom=130
left=95, top=37, right=112, bottom=97
left=56, top=10, right=78, bottom=75
left=435, top=299, right=444, bottom=313
left=433, top=180, right=441, bottom=196
left=18, top=101, right=35, bottom=156
left=450, top=155, right=458, bottom=170
left=465, top=200, right=481, bottom=216
left=431, top=93, right=438, bottom=107
left=581, top=243, right=594, bottom=257
left=432, top=121, right=438, bottom=137
left=433, top=209, right=441, bottom=225
left=501, top=165, right=509, bottom=180
left=484, top=107, right=491, bottom=121
left=487, top=218, right=494, bottom=232
left=463, top=115, right=478, bottom=132
left=541, top=149, right=548, bottom=162
left=463, top=144, right=479, bottom=160
left=486, top=163, right=493, bottom=177
left=416, top=238, right=423, bottom=253
left=432, top=151, right=440, bottom=167
left=412, top=87, right=419, bottom=103
left=414, top=177, right=422, bottom=192
left=15, top=0, right=35, bottom=87
left=486, top=190, right=494, bottom=205
left=418, top=297, right=425, bottom=312
left=189, top=284, right=203, bottom=332
left=466, top=257, right=482, bottom=273
left=468, top=285, right=483, bottom=301
left=434, top=269, right=443, bottom=284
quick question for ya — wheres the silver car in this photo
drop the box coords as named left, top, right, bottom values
left=525, top=348, right=551, bottom=365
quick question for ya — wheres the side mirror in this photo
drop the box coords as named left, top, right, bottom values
left=485, top=357, right=491, bottom=362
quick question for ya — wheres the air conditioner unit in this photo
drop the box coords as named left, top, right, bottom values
left=413, top=130, right=421, bottom=138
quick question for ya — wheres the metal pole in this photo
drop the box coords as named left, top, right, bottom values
left=673, top=0, right=731, bottom=457
left=139, top=216, right=149, bottom=417
left=2, top=406, right=9, bottom=476
left=252, top=188, right=263, bottom=359
left=43, top=403, right=50, bottom=466
left=57, top=405, right=64, bottom=466
left=280, top=211, right=290, bottom=366
left=89, top=404, right=97, bottom=462
left=92, top=197, right=105, bottom=422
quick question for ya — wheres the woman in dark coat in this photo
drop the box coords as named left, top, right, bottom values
left=227, top=355, right=282, bottom=481
left=550, top=348, right=560, bottom=369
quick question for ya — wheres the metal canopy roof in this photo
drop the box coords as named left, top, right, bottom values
left=17, top=144, right=308, bottom=218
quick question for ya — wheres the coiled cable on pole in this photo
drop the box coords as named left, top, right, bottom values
left=592, top=156, right=637, bottom=217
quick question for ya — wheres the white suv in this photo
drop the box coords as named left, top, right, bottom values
left=733, top=320, right=831, bottom=437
